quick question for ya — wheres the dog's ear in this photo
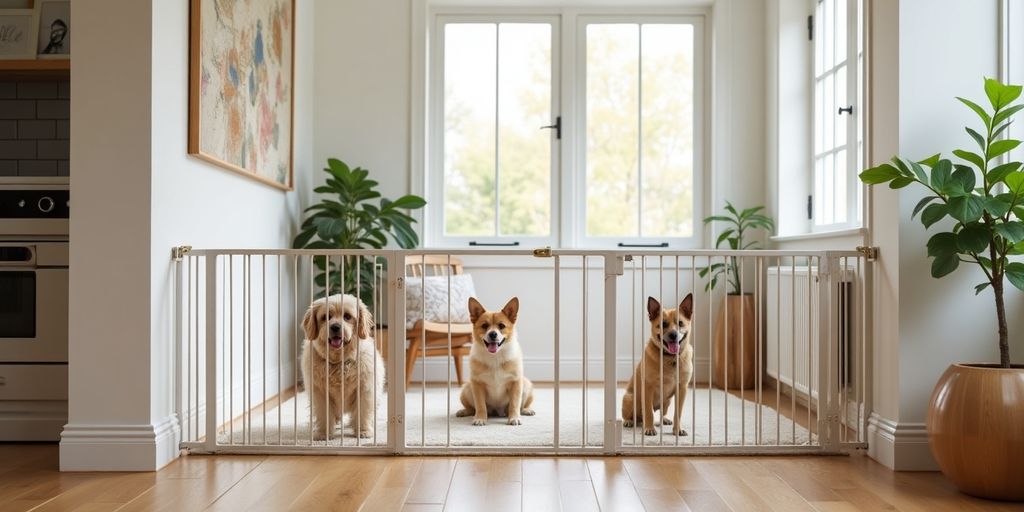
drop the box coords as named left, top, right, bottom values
left=302, top=304, right=319, bottom=341
left=468, top=297, right=486, bottom=323
left=647, top=296, right=662, bottom=321
left=501, top=297, right=519, bottom=323
left=357, top=300, right=374, bottom=339
left=679, top=293, right=694, bottom=321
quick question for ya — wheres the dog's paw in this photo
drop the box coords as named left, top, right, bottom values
left=472, top=418, right=487, bottom=426
left=312, top=431, right=328, bottom=441
left=507, top=417, right=522, bottom=426
left=643, top=427, right=658, bottom=436
left=673, top=428, right=688, bottom=437
left=455, top=409, right=472, bottom=418
left=622, top=419, right=634, bottom=428
left=521, top=409, right=536, bottom=416
left=660, top=417, right=673, bottom=426
left=358, top=429, right=373, bottom=439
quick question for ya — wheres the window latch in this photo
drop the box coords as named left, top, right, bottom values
left=469, top=241, right=520, bottom=247
left=540, top=116, right=561, bottom=139
left=838, top=105, right=853, bottom=115
left=617, top=242, right=668, bottom=248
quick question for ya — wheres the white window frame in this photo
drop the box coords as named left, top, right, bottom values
left=810, top=0, right=862, bottom=232
left=418, top=5, right=710, bottom=249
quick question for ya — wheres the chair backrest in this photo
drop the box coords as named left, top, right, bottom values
left=405, top=255, right=464, bottom=277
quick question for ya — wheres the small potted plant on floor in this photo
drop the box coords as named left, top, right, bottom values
left=860, top=78, right=1024, bottom=501
left=700, top=202, right=775, bottom=390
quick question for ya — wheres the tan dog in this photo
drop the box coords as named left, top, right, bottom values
left=621, top=294, right=694, bottom=436
left=300, top=294, right=385, bottom=439
left=456, top=297, right=535, bottom=426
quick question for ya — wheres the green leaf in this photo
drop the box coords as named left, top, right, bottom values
left=995, top=221, right=1024, bottom=243
left=929, top=159, right=953, bottom=190
left=739, top=206, right=764, bottom=219
left=965, top=127, right=985, bottom=150
left=993, top=121, right=1013, bottom=140
left=957, top=96, right=992, bottom=127
left=993, top=104, right=1024, bottom=126
left=389, top=195, right=428, bottom=210
left=1015, top=207, right=1024, bottom=220
left=724, top=202, right=739, bottom=216
left=919, top=153, right=942, bottom=168
left=931, top=253, right=960, bottom=278
left=947, top=195, right=985, bottom=223
left=1006, top=262, right=1024, bottom=292
left=956, top=224, right=989, bottom=253
left=1010, top=241, right=1024, bottom=255
left=703, top=215, right=739, bottom=225
left=986, top=162, right=1021, bottom=184
left=1005, top=172, right=1024, bottom=194
left=892, top=158, right=914, bottom=177
left=985, top=77, right=1022, bottom=110
left=988, top=139, right=1021, bottom=160
left=983, top=196, right=1012, bottom=217
left=908, top=161, right=929, bottom=182
left=912, top=196, right=939, bottom=219
left=715, top=229, right=735, bottom=248
left=953, top=149, right=985, bottom=170
left=293, top=228, right=318, bottom=249
left=889, top=177, right=914, bottom=189
left=974, top=282, right=991, bottom=295
left=860, top=164, right=902, bottom=184
left=927, top=232, right=959, bottom=257
left=314, top=217, right=347, bottom=240
left=948, top=165, right=977, bottom=196
left=921, top=203, right=949, bottom=228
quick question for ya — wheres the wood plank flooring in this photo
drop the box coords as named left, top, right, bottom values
left=1, top=444, right=1021, bottom=511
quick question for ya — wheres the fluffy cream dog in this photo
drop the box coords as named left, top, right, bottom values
left=456, top=297, right=535, bottom=426
left=300, top=294, right=385, bottom=439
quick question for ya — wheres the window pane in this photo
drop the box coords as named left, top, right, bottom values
left=835, top=149, right=847, bottom=223
left=823, top=0, right=834, bottom=71
left=836, top=64, right=847, bottom=147
left=444, top=24, right=497, bottom=236
left=824, top=72, right=834, bottom=151
left=823, top=152, right=835, bottom=225
left=640, top=24, right=694, bottom=237
left=498, top=23, right=552, bottom=236
left=586, top=24, right=640, bottom=237
left=835, top=0, right=847, bottom=66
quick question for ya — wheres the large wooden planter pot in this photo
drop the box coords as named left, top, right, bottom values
left=712, top=294, right=756, bottom=390
left=927, top=363, right=1024, bottom=501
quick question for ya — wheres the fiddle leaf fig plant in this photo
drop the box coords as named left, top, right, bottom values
left=699, top=202, right=775, bottom=295
left=860, top=78, right=1024, bottom=368
left=294, top=158, right=426, bottom=303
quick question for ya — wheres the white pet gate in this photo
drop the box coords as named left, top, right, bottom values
left=173, top=247, right=871, bottom=455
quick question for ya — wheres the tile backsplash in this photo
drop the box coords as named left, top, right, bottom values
left=0, top=80, right=70, bottom=177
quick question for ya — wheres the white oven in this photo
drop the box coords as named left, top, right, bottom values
left=0, top=243, right=69, bottom=362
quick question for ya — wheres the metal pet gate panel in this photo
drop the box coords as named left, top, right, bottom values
left=174, top=248, right=870, bottom=455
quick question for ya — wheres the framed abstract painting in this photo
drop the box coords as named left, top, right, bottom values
left=189, top=0, right=294, bottom=190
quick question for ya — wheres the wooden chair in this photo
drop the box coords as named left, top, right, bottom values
left=404, top=255, right=474, bottom=387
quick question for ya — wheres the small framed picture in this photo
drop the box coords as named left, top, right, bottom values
left=35, top=0, right=69, bottom=59
left=0, top=9, right=38, bottom=59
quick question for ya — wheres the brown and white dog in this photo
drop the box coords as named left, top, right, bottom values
left=621, top=294, right=694, bottom=436
left=300, top=294, right=385, bottom=439
left=456, top=297, right=535, bottom=426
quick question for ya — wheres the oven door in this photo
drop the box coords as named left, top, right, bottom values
left=0, top=245, right=68, bottom=362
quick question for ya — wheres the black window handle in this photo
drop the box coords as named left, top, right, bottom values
left=838, top=105, right=853, bottom=115
left=540, top=116, right=561, bottom=139
left=469, top=241, right=521, bottom=246
left=617, top=242, right=669, bottom=248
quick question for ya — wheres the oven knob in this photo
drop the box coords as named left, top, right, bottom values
left=17, top=200, right=25, bottom=208
left=38, top=196, right=55, bottom=213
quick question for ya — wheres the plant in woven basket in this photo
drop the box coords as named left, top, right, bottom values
left=293, top=158, right=426, bottom=304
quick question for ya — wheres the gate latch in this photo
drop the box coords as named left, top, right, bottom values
left=856, top=246, right=879, bottom=261
left=172, top=245, right=192, bottom=261
left=533, top=247, right=552, bottom=258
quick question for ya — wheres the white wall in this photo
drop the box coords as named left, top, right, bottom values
left=313, top=0, right=768, bottom=378
left=62, top=0, right=314, bottom=471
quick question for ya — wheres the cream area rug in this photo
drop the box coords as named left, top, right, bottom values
left=217, top=385, right=813, bottom=448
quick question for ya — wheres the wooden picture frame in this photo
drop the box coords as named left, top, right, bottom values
left=34, top=0, right=69, bottom=60
left=188, top=0, right=295, bottom=191
left=0, top=8, right=39, bottom=60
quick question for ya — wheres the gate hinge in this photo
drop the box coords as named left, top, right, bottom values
left=396, top=277, right=405, bottom=289
left=856, top=246, right=879, bottom=261
left=172, top=245, right=192, bottom=261
left=533, top=247, right=552, bottom=258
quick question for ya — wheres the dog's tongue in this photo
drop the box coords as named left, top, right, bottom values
left=486, top=342, right=499, bottom=354
left=666, top=341, right=680, bottom=354
left=329, top=336, right=343, bottom=348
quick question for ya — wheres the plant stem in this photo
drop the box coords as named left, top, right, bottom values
left=993, top=274, right=1011, bottom=368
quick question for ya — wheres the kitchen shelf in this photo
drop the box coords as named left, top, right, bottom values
left=0, top=59, right=70, bottom=80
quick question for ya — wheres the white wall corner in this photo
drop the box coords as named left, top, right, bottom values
left=866, top=412, right=937, bottom=471
left=59, top=415, right=181, bottom=472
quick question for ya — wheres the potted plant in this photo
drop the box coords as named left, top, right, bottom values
left=700, top=202, right=775, bottom=389
left=293, top=158, right=426, bottom=305
left=859, top=78, right=1024, bottom=501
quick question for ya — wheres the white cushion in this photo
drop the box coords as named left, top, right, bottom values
left=405, top=274, right=477, bottom=330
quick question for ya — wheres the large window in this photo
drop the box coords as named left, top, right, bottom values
left=427, top=11, right=705, bottom=248
left=812, top=0, right=862, bottom=230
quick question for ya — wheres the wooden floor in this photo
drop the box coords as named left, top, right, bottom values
left=1, top=444, right=1021, bottom=511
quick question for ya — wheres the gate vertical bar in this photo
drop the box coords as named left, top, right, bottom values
left=173, top=251, right=184, bottom=444
left=205, top=254, right=218, bottom=452
left=862, top=255, right=874, bottom=443
left=604, top=254, right=623, bottom=453
left=390, top=251, right=406, bottom=453
left=817, top=253, right=836, bottom=450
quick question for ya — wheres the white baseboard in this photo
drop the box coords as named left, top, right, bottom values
left=405, top=356, right=712, bottom=383
left=0, top=400, right=67, bottom=441
left=867, top=413, right=937, bottom=470
left=60, top=414, right=181, bottom=471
